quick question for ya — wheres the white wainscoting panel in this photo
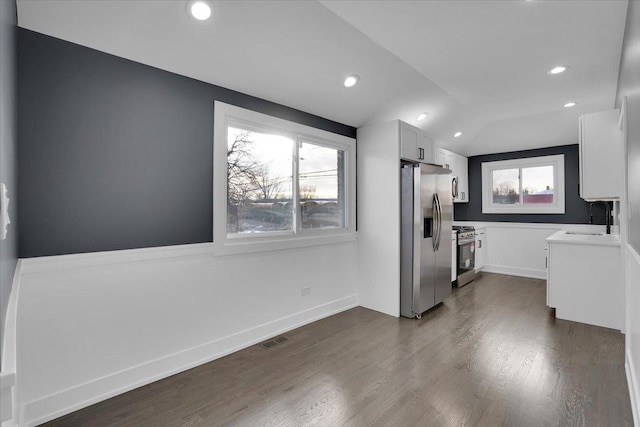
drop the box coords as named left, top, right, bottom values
left=454, top=222, right=612, bottom=279
left=15, top=242, right=358, bottom=426
left=626, top=244, right=640, bottom=426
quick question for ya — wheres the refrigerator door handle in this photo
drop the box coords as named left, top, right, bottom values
left=437, top=194, right=443, bottom=250
left=432, top=194, right=439, bottom=252
left=434, top=193, right=442, bottom=251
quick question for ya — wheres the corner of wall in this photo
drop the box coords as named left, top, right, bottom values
left=1, top=260, right=22, bottom=426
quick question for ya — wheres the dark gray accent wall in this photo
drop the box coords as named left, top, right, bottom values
left=453, top=144, right=611, bottom=224
left=0, top=0, right=18, bottom=362
left=616, top=0, right=640, bottom=253
left=18, top=29, right=356, bottom=258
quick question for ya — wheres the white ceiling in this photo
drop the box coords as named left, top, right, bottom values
left=16, top=0, right=629, bottom=156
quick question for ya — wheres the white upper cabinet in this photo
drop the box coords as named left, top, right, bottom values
left=455, top=155, right=468, bottom=203
left=435, top=147, right=469, bottom=203
left=400, top=121, right=434, bottom=163
left=579, top=109, right=622, bottom=201
left=435, top=147, right=455, bottom=170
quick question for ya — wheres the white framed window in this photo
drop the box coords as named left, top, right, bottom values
left=481, top=154, right=565, bottom=214
left=214, top=101, right=356, bottom=254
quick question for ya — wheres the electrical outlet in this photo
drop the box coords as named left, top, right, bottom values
left=301, top=286, right=311, bottom=296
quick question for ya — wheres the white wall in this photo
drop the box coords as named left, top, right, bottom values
left=356, top=121, right=401, bottom=317
left=616, top=1, right=640, bottom=422
left=13, top=242, right=358, bottom=426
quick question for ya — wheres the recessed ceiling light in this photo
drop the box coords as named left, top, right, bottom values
left=454, top=132, right=462, bottom=138
left=564, top=102, right=577, bottom=108
left=344, top=75, right=359, bottom=87
left=416, top=113, right=428, bottom=121
left=187, top=1, right=212, bottom=21
left=547, top=65, right=568, bottom=75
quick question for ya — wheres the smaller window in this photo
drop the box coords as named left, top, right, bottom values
left=481, top=155, right=565, bottom=214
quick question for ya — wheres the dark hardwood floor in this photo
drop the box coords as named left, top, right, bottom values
left=43, top=273, right=633, bottom=426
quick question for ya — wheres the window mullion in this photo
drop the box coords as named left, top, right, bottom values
left=519, top=168, right=523, bottom=205
left=293, top=137, right=300, bottom=234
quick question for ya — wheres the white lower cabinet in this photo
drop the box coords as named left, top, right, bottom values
left=474, top=228, right=485, bottom=272
left=546, top=233, right=622, bottom=330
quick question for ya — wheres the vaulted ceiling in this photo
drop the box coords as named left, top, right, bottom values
left=16, top=0, right=628, bottom=156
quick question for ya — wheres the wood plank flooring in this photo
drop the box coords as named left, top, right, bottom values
left=43, top=273, right=633, bottom=426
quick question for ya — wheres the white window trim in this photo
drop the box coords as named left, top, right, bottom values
left=481, top=154, right=565, bottom=214
left=213, top=101, right=357, bottom=255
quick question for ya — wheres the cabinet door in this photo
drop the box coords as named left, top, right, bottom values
left=475, top=229, right=485, bottom=272
left=417, top=133, right=434, bottom=163
left=434, top=147, right=468, bottom=202
left=547, top=242, right=622, bottom=330
left=435, top=147, right=454, bottom=169
left=579, top=109, right=621, bottom=200
left=435, top=147, right=446, bottom=168
left=435, top=149, right=445, bottom=167
left=455, top=155, right=468, bottom=203
left=400, top=123, right=419, bottom=162
left=545, top=245, right=551, bottom=306
left=401, top=122, right=434, bottom=163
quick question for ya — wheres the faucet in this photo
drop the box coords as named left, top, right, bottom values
left=590, top=201, right=611, bottom=234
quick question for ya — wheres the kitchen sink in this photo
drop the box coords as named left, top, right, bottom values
left=564, top=231, right=604, bottom=236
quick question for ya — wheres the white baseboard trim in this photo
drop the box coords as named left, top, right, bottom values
left=1, top=418, right=18, bottom=427
left=627, top=352, right=639, bottom=427
left=1, top=261, right=22, bottom=426
left=482, top=264, right=546, bottom=280
left=22, top=294, right=358, bottom=427
left=0, top=372, right=16, bottom=425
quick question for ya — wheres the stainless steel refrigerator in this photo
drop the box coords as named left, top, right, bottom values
left=400, top=163, right=453, bottom=318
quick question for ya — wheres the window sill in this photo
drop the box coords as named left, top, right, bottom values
left=482, top=206, right=565, bottom=214
left=214, top=231, right=358, bottom=256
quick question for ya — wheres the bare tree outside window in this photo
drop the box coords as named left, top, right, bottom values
left=227, top=130, right=259, bottom=205
left=225, top=126, right=347, bottom=235
left=492, top=169, right=520, bottom=204
left=299, top=184, right=317, bottom=200
left=226, top=127, right=293, bottom=233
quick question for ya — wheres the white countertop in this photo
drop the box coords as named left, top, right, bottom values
left=546, top=230, right=621, bottom=247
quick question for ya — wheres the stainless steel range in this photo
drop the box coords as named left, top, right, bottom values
left=453, top=225, right=476, bottom=287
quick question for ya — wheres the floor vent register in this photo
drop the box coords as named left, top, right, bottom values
left=261, top=336, right=289, bottom=349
